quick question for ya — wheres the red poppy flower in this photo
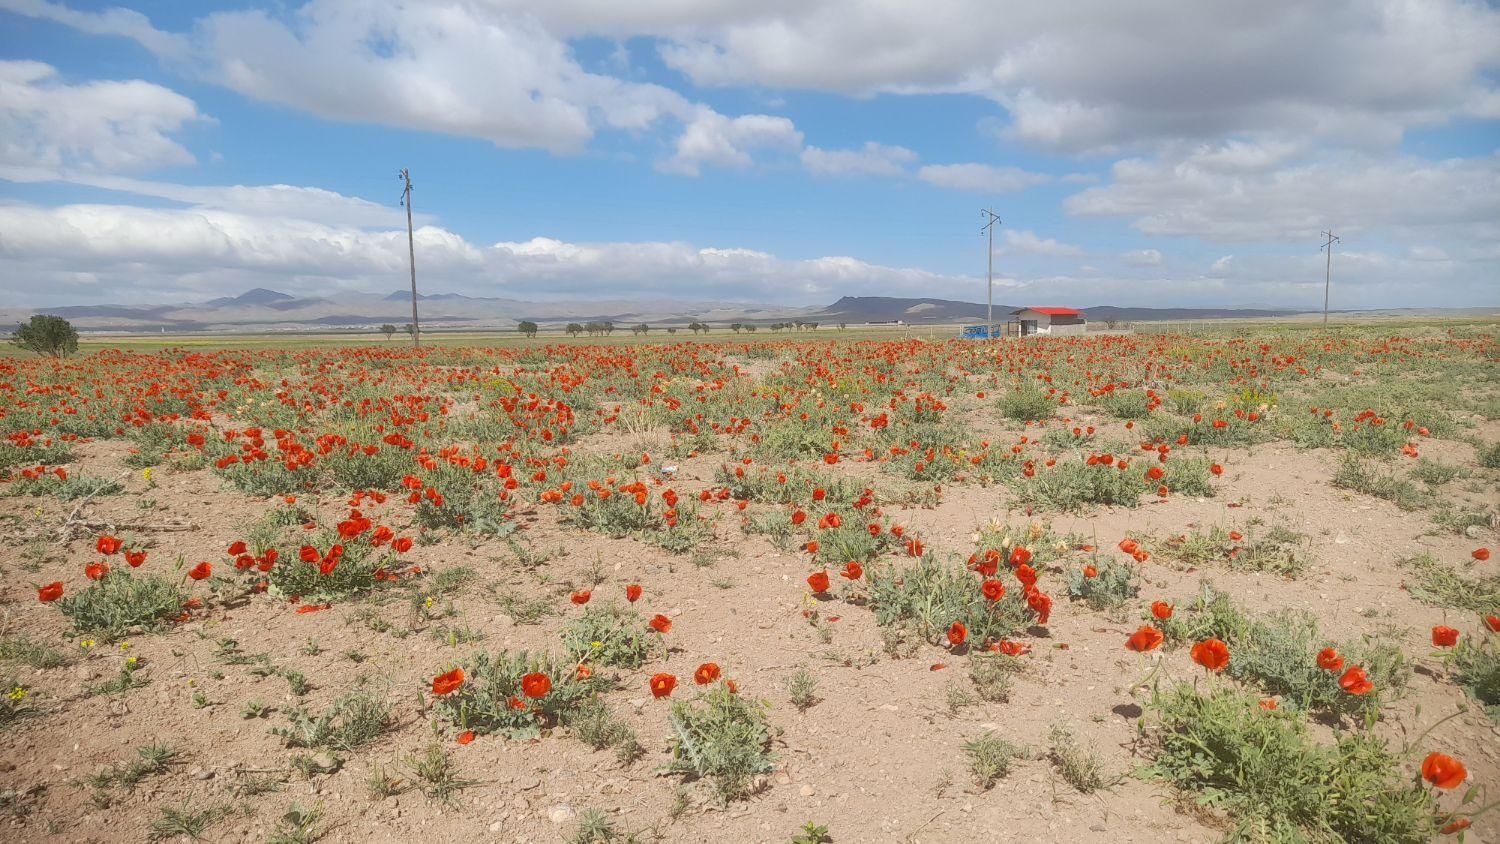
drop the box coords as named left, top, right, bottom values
left=1258, top=698, right=1278, bottom=710
left=570, top=590, right=591, bottom=605
left=1023, top=589, right=1051, bottom=624
left=1421, top=752, right=1467, bottom=789
left=694, top=662, right=721, bottom=685
left=1442, top=818, right=1472, bottom=835
left=37, top=582, right=64, bottom=603
left=1082, top=565, right=1098, bottom=578
left=1338, top=665, right=1373, bottom=695
left=456, top=730, right=475, bottom=745
left=947, top=621, right=967, bottom=648
left=649, top=614, right=673, bottom=634
left=521, top=671, right=551, bottom=698
left=807, top=571, right=830, bottom=593
left=625, top=583, right=642, bottom=602
left=840, top=561, right=863, bottom=580
left=299, top=545, right=320, bottom=563
left=1190, top=638, right=1230, bottom=672
left=1316, top=647, right=1344, bottom=672
left=1009, top=546, right=1032, bottom=566
left=1487, top=615, right=1500, bottom=633
left=649, top=672, right=677, bottom=698
left=981, top=579, right=1005, bottom=602
left=1126, top=625, right=1164, bottom=651
left=432, top=667, right=466, bottom=696
left=124, top=550, right=147, bottom=568
left=96, top=535, right=122, bottom=556
left=85, top=562, right=109, bottom=580
left=905, top=538, right=924, bottom=557
left=392, top=537, right=413, bottom=553
left=227, top=541, right=248, bottom=556
left=188, top=562, right=212, bottom=581
left=790, top=510, right=807, bottom=526
left=1210, top=463, right=1224, bottom=476
left=1474, top=548, right=1491, bottom=561
left=575, top=664, right=592, bottom=681
left=1150, top=601, right=1173, bottom=620
left=1432, top=626, right=1459, bottom=647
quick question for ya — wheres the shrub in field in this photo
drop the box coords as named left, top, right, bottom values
left=1399, top=554, right=1499, bottom=615
left=714, top=464, right=866, bottom=506
left=409, top=463, right=517, bottom=535
left=869, top=553, right=1039, bottom=645
left=969, top=653, right=1023, bottom=702
left=0, top=438, right=72, bottom=470
left=272, top=690, right=392, bottom=750
left=1048, top=726, right=1111, bottom=793
left=808, top=516, right=896, bottom=567
left=561, top=481, right=711, bottom=553
left=664, top=684, right=775, bottom=803
left=1006, top=458, right=1146, bottom=511
left=1479, top=441, right=1500, bottom=469
left=997, top=384, right=1055, bottom=421
left=1096, top=389, right=1153, bottom=419
left=1066, top=556, right=1139, bottom=610
left=1332, top=455, right=1429, bottom=511
left=1148, top=524, right=1307, bottom=578
left=268, top=530, right=413, bottom=603
left=322, top=442, right=414, bottom=492
left=965, top=732, right=1021, bottom=790
left=58, top=572, right=185, bottom=642
left=569, top=697, right=643, bottom=763
left=431, top=650, right=595, bottom=740
left=1, top=471, right=122, bottom=501
left=1146, top=684, right=1440, bottom=843
left=562, top=605, right=662, bottom=669
left=1410, top=458, right=1461, bottom=486
left=1160, top=585, right=1406, bottom=717
left=1143, top=412, right=1269, bottom=448
left=1167, top=388, right=1205, bottom=414
left=1449, top=637, right=1500, bottom=719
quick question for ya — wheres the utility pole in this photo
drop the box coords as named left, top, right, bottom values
left=1320, top=229, right=1340, bottom=325
left=981, top=208, right=1001, bottom=336
left=399, top=168, right=421, bottom=348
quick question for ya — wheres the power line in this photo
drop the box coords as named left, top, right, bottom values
left=1320, top=229, right=1340, bottom=325
left=981, top=209, right=1002, bottom=334
left=399, top=168, right=421, bottom=348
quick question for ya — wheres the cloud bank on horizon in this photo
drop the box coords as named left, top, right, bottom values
left=0, top=0, right=1497, bottom=309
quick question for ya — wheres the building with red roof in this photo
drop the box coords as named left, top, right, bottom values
left=1011, top=307, right=1086, bottom=336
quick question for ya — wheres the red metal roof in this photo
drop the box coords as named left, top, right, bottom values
left=1015, top=306, right=1083, bottom=316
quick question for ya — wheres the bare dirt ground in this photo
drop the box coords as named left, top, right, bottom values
left=1, top=329, right=1496, bottom=844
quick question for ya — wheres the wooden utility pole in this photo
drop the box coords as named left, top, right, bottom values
left=400, top=168, right=421, bottom=347
left=1320, top=229, right=1340, bottom=325
left=981, top=209, right=1001, bottom=335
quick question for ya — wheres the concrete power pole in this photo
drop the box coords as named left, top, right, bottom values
left=400, top=168, right=421, bottom=348
left=1320, top=229, right=1340, bottom=325
left=981, top=209, right=1001, bottom=336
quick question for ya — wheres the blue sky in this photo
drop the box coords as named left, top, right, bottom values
left=1, top=1, right=1497, bottom=309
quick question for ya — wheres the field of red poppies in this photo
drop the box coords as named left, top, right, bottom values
left=1, top=324, right=1497, bottom=843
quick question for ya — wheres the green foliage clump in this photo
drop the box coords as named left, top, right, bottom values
left=58, top=572, right=185, bottom=642
left=664, top=684, right=775, bottom=803
left=1147, top=684, right=1440, bottom=843
left=432, top=650, right=595, bottom=741
left=562, top=605, right=662, bottom=669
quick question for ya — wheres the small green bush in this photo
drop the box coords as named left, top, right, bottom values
left=1147, top=684, right=1440, bottom=843
left=58, top=573, right=185, bottom=642
left=664, top=684, right=775, bottom=803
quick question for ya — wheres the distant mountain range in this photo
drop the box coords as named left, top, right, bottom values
left=4, top=289, right=1494, bottom=334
